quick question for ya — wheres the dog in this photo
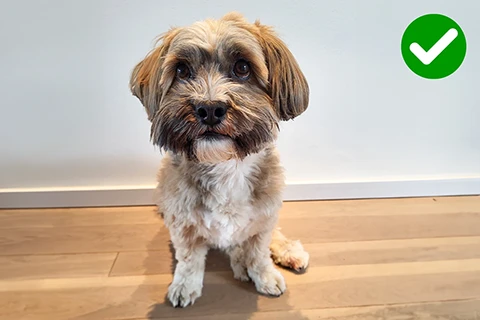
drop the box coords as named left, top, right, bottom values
left=129, top=12, right=310, bottom=308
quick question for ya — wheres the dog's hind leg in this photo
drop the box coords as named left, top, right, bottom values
left=269, top=228, right=310, bottom=272
left=226, top=245, right=250, bottom=282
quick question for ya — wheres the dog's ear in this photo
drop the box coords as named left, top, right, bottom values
left=253, top=23, right=309, bottom=121
left=129, top=28, right=179, bottom=121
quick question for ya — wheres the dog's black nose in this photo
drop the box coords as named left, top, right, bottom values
left=195, top=102, right=227, bottom=126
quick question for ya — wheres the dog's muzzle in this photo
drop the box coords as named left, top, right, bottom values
left=194, top=102, right=228, bottom=126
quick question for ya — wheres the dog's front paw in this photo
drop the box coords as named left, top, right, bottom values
left=248, top=266, right=286, bottom=296
left=167, top=281, right=202, bottom=308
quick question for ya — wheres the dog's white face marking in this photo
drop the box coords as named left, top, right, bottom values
left=129, top=12, right=309, bottom=163
left=193, top=137, right=236, bottom=164
left=130, top=12, right=310, bottom=308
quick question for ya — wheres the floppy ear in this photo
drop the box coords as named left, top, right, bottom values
left=253, top=22, right=309, bottom=121
left=129, top=28, right=179, bottom=121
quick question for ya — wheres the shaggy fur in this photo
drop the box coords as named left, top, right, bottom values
left=130, top=12, right=310, bottom=308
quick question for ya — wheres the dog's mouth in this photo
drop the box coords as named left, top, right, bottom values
left=200, top=131, right=229, bottom=140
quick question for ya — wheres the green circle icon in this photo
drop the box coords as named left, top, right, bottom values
left=401, top=14, right=467, bottom=79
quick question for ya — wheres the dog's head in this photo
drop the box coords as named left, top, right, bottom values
left=130, top=12, right=309, bottom=163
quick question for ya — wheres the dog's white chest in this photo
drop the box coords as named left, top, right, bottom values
left=194, top=154, right=263, bottom=248
left=201, top=208, right=252, bottom=248
left=156, top=150, right=279, bottom=250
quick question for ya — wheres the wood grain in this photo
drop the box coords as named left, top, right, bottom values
left=152, top=299, right=480, bottom=320
left=1, top=271, right=479, bottom=319
left=110, top=249, right=230, bottom=276
left=279, top=212, right=480, bottom=243
left=0, top=196, right=480, bottom=320
left=280, top=195, right=480, bottom=217
left=4, top=259, right=480, bottom=292
left=0, top=224, right=169, bottom=255
left=2, top=210, right=479, bottom=255
left=304, top=236, right=480, bottom=266
left=0, top=253, right=117, bottom=280
left=110, top=236, right=480, bottom=276
left=0, top=206, right=160, bottom=228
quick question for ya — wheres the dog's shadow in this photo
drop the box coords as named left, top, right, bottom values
left=144, top=219, right=310, bottom=319
left=69, top=210, right=309, bottom=320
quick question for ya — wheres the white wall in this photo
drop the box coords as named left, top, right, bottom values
left=1, top=1, right=479, bottom=195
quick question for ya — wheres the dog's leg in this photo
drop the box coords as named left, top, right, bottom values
left=167, top=235, right=208, bottom=308
left=270, top=228, right=310, bottom=272
left=226, top=245, right=250, bottom=282
left=243, top=232, right=286, bottom=296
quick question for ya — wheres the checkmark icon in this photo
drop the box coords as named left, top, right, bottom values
left=409, top=28, right=458, bottom=65
left=401, top=14, right=467, bottom=79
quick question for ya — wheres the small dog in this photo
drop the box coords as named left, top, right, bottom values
left=130, top=12, right=310, bottom=308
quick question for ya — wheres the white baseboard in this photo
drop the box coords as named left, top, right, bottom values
left=1, top=178, right=479, bottom=209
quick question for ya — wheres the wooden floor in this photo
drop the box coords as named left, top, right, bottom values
left=1, top=196, right=480, bottom=319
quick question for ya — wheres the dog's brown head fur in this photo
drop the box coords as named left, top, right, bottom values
left=130, top=12, right=309, bottom=163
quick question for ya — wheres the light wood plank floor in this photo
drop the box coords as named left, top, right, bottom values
left=1, top=196, right=480, bottom=319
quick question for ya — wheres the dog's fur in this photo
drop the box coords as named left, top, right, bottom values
left=130, top=12, right=310, bottom=307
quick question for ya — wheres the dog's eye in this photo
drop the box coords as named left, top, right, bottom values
left=176, top=63, right=191, bottom=80
left=233, top=60, right=250, bottom=79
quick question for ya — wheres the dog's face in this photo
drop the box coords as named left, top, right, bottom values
left=130, top=12, right=309, bottom=163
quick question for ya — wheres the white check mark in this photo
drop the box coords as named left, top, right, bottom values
left=409, top=28, right=458, bottom=65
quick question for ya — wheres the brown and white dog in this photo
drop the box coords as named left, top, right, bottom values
left=130, top=12, right=310, bottom=308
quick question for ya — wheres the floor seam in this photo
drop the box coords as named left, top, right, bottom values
left=108, top=252, right=120, bottom=277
